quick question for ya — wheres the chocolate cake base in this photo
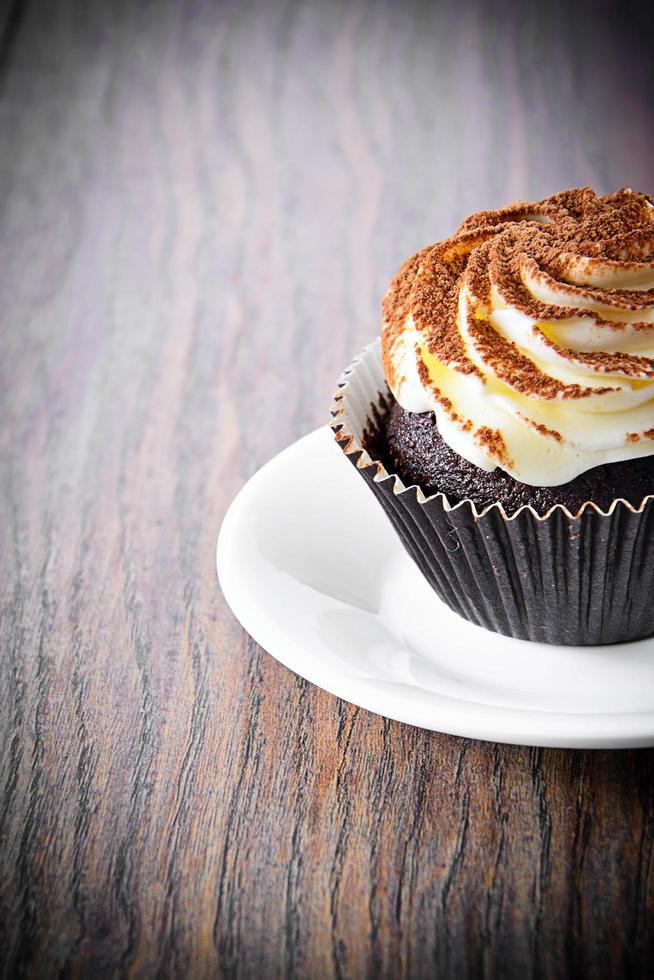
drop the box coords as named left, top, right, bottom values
left=367, top=399, right=654, bottom=514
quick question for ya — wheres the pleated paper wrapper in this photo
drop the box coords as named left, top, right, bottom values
left=331, top=339, right=654, bottom=646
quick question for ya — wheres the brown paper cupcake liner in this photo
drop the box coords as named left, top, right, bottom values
left=331, top=339, right=654, bottom=645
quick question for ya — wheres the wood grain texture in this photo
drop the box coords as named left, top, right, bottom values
left=1, top=1, right=654, bottom=977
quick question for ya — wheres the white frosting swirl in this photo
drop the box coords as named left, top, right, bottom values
left=382, top=188, right=654, bottom=486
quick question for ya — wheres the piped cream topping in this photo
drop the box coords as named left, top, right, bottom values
left=381, top=187, right=654, bottom=486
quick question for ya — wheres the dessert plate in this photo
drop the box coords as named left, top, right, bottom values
left=217, top=427, right=654, bottom=748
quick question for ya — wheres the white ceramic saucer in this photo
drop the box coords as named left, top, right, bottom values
left=217, top=427, right=654, bottom=749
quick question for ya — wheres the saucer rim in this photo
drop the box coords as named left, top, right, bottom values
left=217, top=426, right=654, bottom=749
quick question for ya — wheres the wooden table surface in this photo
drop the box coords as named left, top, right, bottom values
left=2, top=1, right=654, bottom=977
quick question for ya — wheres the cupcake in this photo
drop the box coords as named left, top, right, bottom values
left=332, top=187, right=654, bottom=645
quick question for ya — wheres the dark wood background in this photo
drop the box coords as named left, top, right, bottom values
left=2, top=1, right=654, bottom=977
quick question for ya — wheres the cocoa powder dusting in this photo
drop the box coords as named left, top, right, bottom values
left=381, top=246, right=432, bottom=388
left=416, top=359, right=465, bottom=424
left=466, top=312, right=616, bottom=400
left=517, top=414, right=564, bottom=443
left=381, top=186, right=654, bottom=402
left=410, top=239, right=480, bottom=375
left=475, top=426, right=513, bottom=468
